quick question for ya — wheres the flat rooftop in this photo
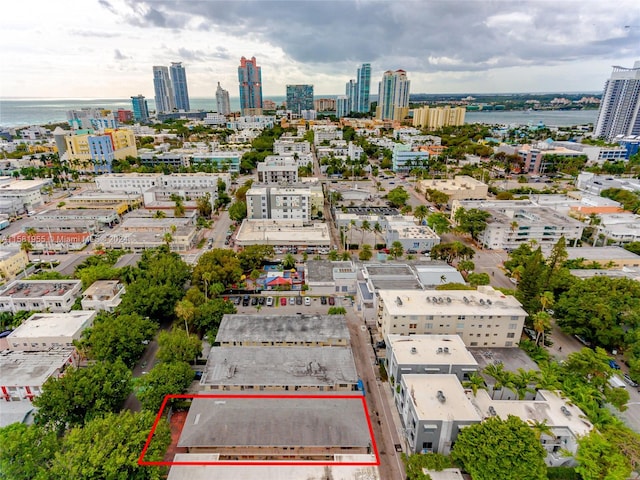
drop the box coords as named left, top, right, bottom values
left=34, top=209, right=118, bottom=218
left=167, top=454, right=380, bottom=480
left=202, top=346, right=358, bottom=387
left=470, top=389, right=592, bottom=436
left=403, top=374, right=481, bottom=422
left=82, top=280, right=123, bottom=298
left=0, top=348, right=75, bottom=386
left=387, top=334, right=478, bottom=367
left=415, top=264, right=465, bottom=286
left=215, top=314, right=350, bottom=344
left=0, top=280, right=81, bottom=299
left=379, top=286, right=526, bottom=317
left=9, top=311, right=95, bottom=339
left=566, top=246, right=640, bottom=261
left=236, top=220, right=331, bottom=246
left=177, top=396, right=371, bottom=448
left=306, top=260, right=336, bottom=283
left=470, top=348, right=539, bottom=374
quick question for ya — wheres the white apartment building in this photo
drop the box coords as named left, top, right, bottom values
left=0, top=177, right=48, bottom=215
left=81, top=280, right=126, bottom=312
left=313, top=126, right=342, bottom=145
left=226, top=116, right=275, bottom=131
left=94, top=173, right=231, bottom=193
left=385, top=217, right=440, bottom=252
left=377, top=286, right=527, bottom=347
left=452, top=200, right=584, bottom=251
left=0, top=280, right=83, bottom=314
left=6, top=310, right=96, bottom=351
left=273, top=139, right=311, bottom=155
left=246, top=185, right=311, bottom=222
left=257, top=157, right=299, bottom=184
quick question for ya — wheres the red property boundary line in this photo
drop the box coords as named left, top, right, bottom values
left=138, top=393, right=380, bottom=467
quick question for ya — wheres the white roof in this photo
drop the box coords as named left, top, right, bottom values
left=9, top=311, right=95, bottom=339
left=387, top=334, right=478, bottom=366
left=403, top=374, right=481, bottom=422
left=0, top=348, right=75, bottom=386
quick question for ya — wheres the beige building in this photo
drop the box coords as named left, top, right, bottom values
left=377, top=286, right=527, bottom=347
left=6, top=311, right=96, bottom=351
left=0, top=248, right=28, bottom=281
left=417, top=175, right=488, bottom=206
left=81, top=280, right=126, bottom=312
left=412, top=106, right=466, bottom=130
left=565, top=246, right=640, bottom=269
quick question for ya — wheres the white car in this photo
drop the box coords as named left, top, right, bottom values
left=266, top=296, right=274, bottom=307
left=305, top=297, right=311, bottom=306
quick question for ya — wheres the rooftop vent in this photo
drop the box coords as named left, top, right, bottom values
left=432, top=296, right=438, bottom=303
left=486, top=299, right=492, bottom=305
left=463, top=296, right=469, bottom=304
left=443, top=347, right=450, bottom=354
left=410, top=347, right=418, bottom=354
left=488, top=406, right=497, bottom=416
left=561, top=406, right=572, bottom=417
left=426, top=297, right=431, bottom=302
left=437, top=347, right=443, bottom=354
left=437, top=390, right=446, bottom=403
left=446, top=297, right=452, bottom=303
left=396, top=296, right=403, bottom=306
left=479, top=299, right=485, bottom=305
left=438, top=297, right=444, bottom=304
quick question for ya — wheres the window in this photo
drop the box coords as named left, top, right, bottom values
left=508, top=323, right=518, bottom=329
left=425, top=323, right=433, bottom=329
left=456, top=322, right=464, bottom=329
left=409, top=323, right=417, bottom=329
left=507, top=332, right=515, bottom=338
left=457, top=315, right=465, bottom=320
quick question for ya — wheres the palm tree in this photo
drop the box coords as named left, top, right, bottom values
left=163, top=232, right=173, bottom=247
left=414, top=205, right=429, bottom=225
left=539, top=291, right=554, bottom=313
left=360, top=220, right=370, bottom=245
left=373, top=222, right=383, bottom=248
left=462, top=372, right=487, bottom=395
left=174, top=299, right=196, bottom=335
left=20, top=240, right=33, bottom=262
left=536, top=361, right=563, bottom=390
left=153, top=210, right=167, bottom=219
left=484, top=363, right=514, bottom=400
left=349, top=220, right=357, bottom=249
left=512, top=368, right=539, bottom=400
left=532, top=311, right=552, bottom=347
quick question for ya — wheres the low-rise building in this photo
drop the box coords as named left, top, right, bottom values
left=451, top=200, right=584, bottom=251
left=32, top=208, right=120, bottom=228
left=386, top=334, right=478, bottom=386
left=5, top=310, right=95, bottom=351
left=256, top=157, right=299, bottom=184
left=575, top=172, right=640, bottom=197
left=200, top=346, right=358, bottom=392
left=64, top=191, right=142, bottom=214
left=565, top=246, right=640, bottom=268
left=235, top=219, right=330, bottom=249
left=398, top=374, right=481, bottom=454
left=597, top=213, right=640, bottom=244
left=417, top=176, right=488, bottom=206
left=0, top=348, right=78, bottom=403
left=6, top=230, right=92, bottom=253
left=0, top=248, right=28, bottom=280
left=215, top=314, right=350, bottom=347
left=189, top=152, right=242, bottom=173
left=246, top=185, right=311, bottom=222
left=516, top=143, right=586, bottom=175
left=385, top=217, right=440, bottom=253
left=177, top=395, right=372, bottom=460
left=0, top=177, right=48, bottom=215
left=305, top=260, right=357, bottom=296
left=391, top=144, right=430, bottom=173
left=95, top=172, right=231, bottom=193
left=377, top=286, right=527, bottom=347
left=81, top=280, right=125, bottom=312
left=0, top=280, right=82, bottom=313
left=273, top=139, right=311, bottom=154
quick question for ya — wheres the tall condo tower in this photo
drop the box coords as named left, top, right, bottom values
left=152, top=66, right=175, bottom=114
left=130, top=94, right=150, bottom=122
left=286, top=84, right=314, bottom=114
left=169, top=62, right=190, bottom=111
left=376, top=70, right=410, bottom=121
left=345, top=79, right=357, bottom=114
left=355, top=63, right=371, bottom=113
left=238, top=56, right=263, bottom=115
left=216, top=82, right=231, bottom=115
left=594, top=61, right=640, bottom=141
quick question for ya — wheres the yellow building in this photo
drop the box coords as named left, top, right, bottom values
left=412, top=106, right=466, bottom=130
left=0, top=248, right=28, bottom=281
left=65, top=129, right=137, bottom=171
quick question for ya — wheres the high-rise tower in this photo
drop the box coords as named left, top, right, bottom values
left=594, top=61, right=640, bottom=141
left=216, top=82, right=231, bottom=115
left=286, top=84, right=314, bottom=114
left=376, top=70, right=410, bottom=121
left=130, top=94, right=150, bottom=122
left=152, top=66, right=175, bottom=114
left=355, top=63, right=371, bottom=113
left=238, top=56, right=263, bottom=115
left=170, top=62, right=190, bottom=112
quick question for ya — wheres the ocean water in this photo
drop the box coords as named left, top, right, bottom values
left=0, top=97, right=597, bottom=129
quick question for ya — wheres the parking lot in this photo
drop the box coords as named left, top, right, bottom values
left=226, top=293, right=350, bottom=315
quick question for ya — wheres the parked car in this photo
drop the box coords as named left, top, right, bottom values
left=289, top=297, right=295, bottom=305
left=406, top=249, right=417, bottom=254
left=574, top=335, right=592, bottom=347
left=266, top=296, right=274, bottom=307
left=258, top=297, right=265, bottom=306
left=232, top=296, right=241, bottom=305
left=295, top=296, right=302, bottom=305
left=328, top=297, right=335, bottom=306
left=320, top=296, right=327, bottom=305
left=251, top=297, right=258, bottom=306
left=623, top=373, right=639, bottom=387
left=608, top=359, right=621, bottom=370
left=305, top=297, right=311, bottom=306
left=280, top=297, right=287, bottom=306
left=242, top=295, right=250, bottom=306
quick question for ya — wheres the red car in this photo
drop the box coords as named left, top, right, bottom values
left=280, top=297, right=287, bottom=306
left=328, top=297, right=335, bottom=306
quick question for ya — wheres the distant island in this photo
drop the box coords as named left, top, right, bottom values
left=408, top=92, right=601, bottom=111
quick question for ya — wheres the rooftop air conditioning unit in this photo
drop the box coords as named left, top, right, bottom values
left=446, top=297, right=452, bottom=303
left=443, top=347, right=449, bottom=353
left=488, top=406, right=497, bottom=416
left=437, top=390, right=446, bottom=403
left=479, top=299, right=485, bottom=305
left=396, top=296, right=403, bottom=306
left=561, top=406, right=572, bottom=417
left=410, top=347, right=417, bottom=354
left=486, top=299, right=492, bottom=305
left=436, top=347, right=443, bottom=354
left=463, top=296, right=469, bottom=304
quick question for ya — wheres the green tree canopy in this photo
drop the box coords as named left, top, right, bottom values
left=237, top=244, right=274, bottom=272
left=192, top=249, right=242, bottom=289
left=77, top=312, right=156, bottom=367
left=451, top=415, right=547, bottom=480
left=193, top=297, right=237, bottom=339
left=387, top=186, right=409, bottom=208
left=34, top=359, right=132, bottom=431
left=426, top=213, right=451, bottom=235
left=453, top=207, right=491, bottom=241
left=575, top=430, right=633, bottom=480
left=228, top=200, right=247, bottom=222
left=0, top=423, right=60, bottom=480
left=157, top=328, right=202, bottom=364
left=136, top=361, right=194, bottom=412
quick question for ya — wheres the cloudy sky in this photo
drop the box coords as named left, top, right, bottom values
left=1, top=0, right=639, bottom=99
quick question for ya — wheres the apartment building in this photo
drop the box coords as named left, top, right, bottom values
left=273, top=139, right=311, bottom=155
left=385, top=217, right=440, bottom=252
left=246, top=185, right=311, bottom=222
left=81, top=280, right=126, bottom=312
left=417, top=176, right=488, bottom=206
left=256, top=157, right=299, bottom=184
left=215, top=314, right=350, bottom=347
left=377, top=286, right=527, bottom=347
left=0, top=280, right=82, bottom=314
left=65, top=128, right=137, bottom=173
left=0, top=248, right=28, bottom=280
left=0, top=177, right=48, bottom=215
left=94, top=172, right=231, bottom=193
left=391, top=144, right=430, bottom=172
left=200, top=346, right=358, bottom=392
left=412, top=106, right=466, bottom=130
left=5, top=310, right=95, bottom=351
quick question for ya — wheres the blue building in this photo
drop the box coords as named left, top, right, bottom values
left=131, top=95, right=150, bottom=122
left=238, top=56, right=263, bottom=115
left=88, top=135, right=115, bottom=174
left=355, top=63, right=371, bottom=113
left=286, top=84, right=314, bottom=114
left=392, top=144, right=429, bottom=172
left=615, top=135, right=640, bottom=158
left=152, top=66, right=175, bottom=114
left=170, top=62, right=190, bottom=112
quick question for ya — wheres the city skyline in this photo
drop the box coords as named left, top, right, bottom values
left=1, top=0, right=639, bottom=99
